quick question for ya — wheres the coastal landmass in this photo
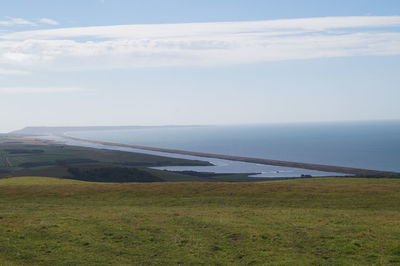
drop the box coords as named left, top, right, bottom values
left=0, top=136, right=266, bottom=182
left=62, top=134, right=398, bottom=177
left=6, top=125, right=400, bottom=177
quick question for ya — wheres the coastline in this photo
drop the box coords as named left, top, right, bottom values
left=60, top=134, right=397, bottom=176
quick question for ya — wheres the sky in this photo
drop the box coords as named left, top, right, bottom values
left=0, top=0, right=399, bottom=132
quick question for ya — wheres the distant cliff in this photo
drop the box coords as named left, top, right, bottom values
left=10, top=125, right=202, bottom=135
left=10, top=126, right=144, bottom=135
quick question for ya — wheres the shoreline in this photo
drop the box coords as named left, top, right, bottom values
left=60, top=134, right=398, bottom=176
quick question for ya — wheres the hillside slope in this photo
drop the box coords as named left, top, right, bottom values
left=0, top=177, right=399, bottom=265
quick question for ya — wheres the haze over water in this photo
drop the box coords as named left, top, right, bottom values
left=70, top=120, right=400, bottom=172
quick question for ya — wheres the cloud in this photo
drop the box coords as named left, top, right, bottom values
left=0, top=87, right=82, bottom=94
left=0, top=16, right=399, bottom=71
left=0, top=17, right=59, bottom=27
left=38, top=18, right=59, bottom=26
left=0, top=17, right=36, bottom=27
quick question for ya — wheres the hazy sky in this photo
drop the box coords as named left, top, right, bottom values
left=0, top=0, right=399, bottom=132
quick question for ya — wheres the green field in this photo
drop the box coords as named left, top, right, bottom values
left=0, top=177, right=400, bottom=265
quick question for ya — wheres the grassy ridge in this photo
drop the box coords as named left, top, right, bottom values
left=0, top=177, right=400, bottom=265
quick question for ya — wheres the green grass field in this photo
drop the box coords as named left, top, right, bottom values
left=1, top=177, right=400, bottom=265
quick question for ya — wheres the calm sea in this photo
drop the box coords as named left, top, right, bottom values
left=69, top=120, right=400, bottom=173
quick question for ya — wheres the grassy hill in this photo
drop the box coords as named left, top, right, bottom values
left=0, top=177, right=399, bottom=265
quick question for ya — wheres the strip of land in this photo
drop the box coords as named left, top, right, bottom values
left=0, top=136, right=266, bottom=182
left=62, top=134, right=398, bottom=177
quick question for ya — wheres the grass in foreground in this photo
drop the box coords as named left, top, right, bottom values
left=0, top=177, right=400, bottom=265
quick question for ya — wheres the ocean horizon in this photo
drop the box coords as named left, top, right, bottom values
left=67, top=120, right=400, bottom=173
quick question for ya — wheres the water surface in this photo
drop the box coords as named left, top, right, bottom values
left=70, top=121, right=400, bottom=172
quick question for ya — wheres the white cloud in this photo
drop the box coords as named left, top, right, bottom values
left=38, top=18, right=59, bottom=26
left=0, top=16, right=399, bottom=71
left=0, top=17, right=59, bottom=27
left=4, top=16, right=400, bottom=40
left=0, top=87, right=82, bottom=93
left=0, top=17, right=36, bottom=26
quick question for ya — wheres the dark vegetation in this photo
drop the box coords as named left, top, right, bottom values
left=5, top=148, right=44, bottom=154
left=67, top=167, right=163, bottom=182
left=173, top=170, right=227, bottom=177
left=56, top=158, right=98, bottom=165
left=119, top=160, right=210, bottom=167
left=173, top=170, right=258, bottom=178
left=19, top=161, right=55, bottom=168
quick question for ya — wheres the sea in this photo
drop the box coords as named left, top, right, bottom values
left=62, top=120, right=400, bottom=178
